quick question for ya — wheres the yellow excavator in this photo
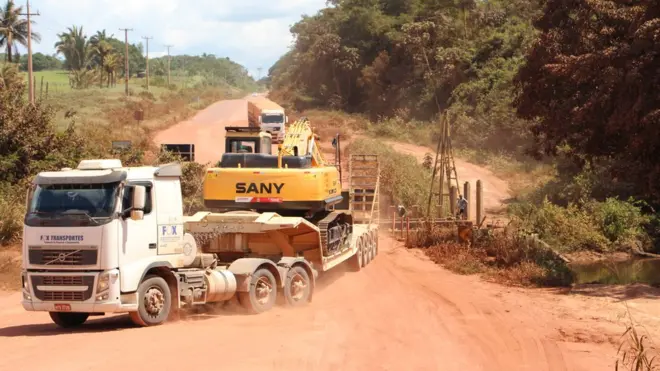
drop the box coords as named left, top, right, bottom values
left=203, top=118, right=352, bottom=255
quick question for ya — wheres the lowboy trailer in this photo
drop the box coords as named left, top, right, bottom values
left=20, top=155, right=379, bottom=327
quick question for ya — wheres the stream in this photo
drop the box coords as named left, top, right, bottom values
left=570, top=258, right=660, bottom=285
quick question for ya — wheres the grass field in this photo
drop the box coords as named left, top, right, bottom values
left=19, top=69, right=216, bottom=130
left=24, top=69, right=202, bottom=98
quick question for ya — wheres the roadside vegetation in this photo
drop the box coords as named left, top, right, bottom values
left=267, top=0, right=660, bottom=263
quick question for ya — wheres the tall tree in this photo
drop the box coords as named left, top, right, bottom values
left=0, top=0, right=41, bottom=63
left=515, top=0, right=660, bottom=202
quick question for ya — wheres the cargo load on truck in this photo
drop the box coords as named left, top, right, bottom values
left=19, top=122, right=379, bottom=329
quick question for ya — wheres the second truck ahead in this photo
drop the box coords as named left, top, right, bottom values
left=247, top=96, right=287, bottom=143
left=20, top=121, right=380, bottom=328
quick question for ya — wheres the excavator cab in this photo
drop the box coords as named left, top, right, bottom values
left=224, top=126, right=272, bottom=155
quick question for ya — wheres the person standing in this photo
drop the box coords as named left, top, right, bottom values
left=456, top=195, right=468, bottom=220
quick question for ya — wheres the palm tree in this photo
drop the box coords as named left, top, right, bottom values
left=0, top=0, right=41, bottom=63
left=89, top=29, right=115, bottom=87
left=54, top=25, right=90, bottom=71
left=104, top=52, right=119, bottom=88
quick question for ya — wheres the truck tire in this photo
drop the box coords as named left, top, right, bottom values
left=130, top=275, right=172, bottom=327
left=283, top=266, right=312, bottom=307
left=49, top=312, right=89, bottom=328
left=348, top=238, right=363, bottom=272
left=361, top=236, right=370, bottom=266
left=237, top=268, right=277, bottom=314
left=367, top=233, right=375, bottom=262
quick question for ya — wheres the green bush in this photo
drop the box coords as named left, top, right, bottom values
left=509, top=197, right=653, bottom=254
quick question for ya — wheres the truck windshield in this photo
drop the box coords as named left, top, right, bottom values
left=261, top=114, right=283, bottom=124
left=28, top=182, right=120, bottom=219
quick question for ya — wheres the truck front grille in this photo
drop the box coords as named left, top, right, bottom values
left=41, top=276, right=84, bottom=286
left=43, top=291, right=85, bottom=301
left=28, top=247, right=98, bottom=266
left=30, top=275, right=95, bottom=302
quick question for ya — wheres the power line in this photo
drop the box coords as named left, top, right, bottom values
left=20, top=0, right=40, bottom=105
left=164, top=44, right=173, bottom=85
left=119, top=28, right=133, bottom=95
left=142, top=36, right=153, bottom=90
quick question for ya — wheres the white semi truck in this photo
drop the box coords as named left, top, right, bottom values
left=20, top=156, right=379, bottom=327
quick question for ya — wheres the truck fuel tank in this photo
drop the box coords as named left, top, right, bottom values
left=205, top=269, right=238, bottom=302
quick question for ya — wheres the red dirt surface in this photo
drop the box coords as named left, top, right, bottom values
left=1, top=236, right=658, bottom=370
left=1, top=99, right=658, bottom=370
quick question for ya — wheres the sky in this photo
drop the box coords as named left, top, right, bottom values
left=21, top=0, right=328, bottom=78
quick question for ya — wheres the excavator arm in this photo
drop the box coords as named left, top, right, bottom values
left=277, top=118, right=327, bottom=167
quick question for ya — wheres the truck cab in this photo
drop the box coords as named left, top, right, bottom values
left=259, top=109, right=287, bottom=143
left=21, top=159, right=191, bottom=326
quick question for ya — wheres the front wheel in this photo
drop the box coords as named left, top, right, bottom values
left=130, top=275, right=172, bottom=327
left=49, top=312, right=89, bottom=328
left=237, top=268, right=277, bottom=314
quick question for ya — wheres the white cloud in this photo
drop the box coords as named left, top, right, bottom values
left=24, top=0, right=326, bottom=73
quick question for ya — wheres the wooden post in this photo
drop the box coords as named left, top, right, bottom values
left=39, top=76, right=44, bottom=100
left=392, top=210, right=396, bottom=234
left=463, top=181, right=471, bottom=221
left=476, top=180, right=483, bottom=226
left=449, top=185, right=457, bottom=217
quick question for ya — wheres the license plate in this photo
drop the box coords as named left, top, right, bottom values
left=54, top=303, right=71, bottom=311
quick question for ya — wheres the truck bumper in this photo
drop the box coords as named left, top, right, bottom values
left=21, top=269, right=138, bottom=314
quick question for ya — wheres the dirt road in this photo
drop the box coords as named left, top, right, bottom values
left=0, top=235, right=639, bottom=370
left=1, top=99, right=655, bottom=370
left=153, top=99, right=249, bottom=165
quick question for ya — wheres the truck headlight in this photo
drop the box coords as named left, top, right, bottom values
left=21, top=272, right=29, bottom=291
left=21, top=272, right=31, bottom=300
left=96, top=272, right=110, bottom=293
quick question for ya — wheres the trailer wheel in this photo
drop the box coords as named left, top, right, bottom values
left=368, top=233, right=376, bottom=261
left=348, top=238, right=363, bottom=272
left=49, top=312, right=89, bottom=328
left=238, top=268, right=277, bottom=314
left=361, top=236, right=370, bottom=266
left=283, top=266, right=312, bottom=306
left=130, top=275, right=172, bottom=327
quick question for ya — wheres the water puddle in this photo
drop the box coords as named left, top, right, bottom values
left=570, top=258, right=660, bottom=285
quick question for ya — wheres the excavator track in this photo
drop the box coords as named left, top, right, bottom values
left=317, top=210, right=353, bottom=256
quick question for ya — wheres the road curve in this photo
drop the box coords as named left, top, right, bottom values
left=0, top=236, right=612, bottom=371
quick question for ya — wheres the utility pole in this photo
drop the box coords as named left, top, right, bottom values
left=142, top=36, right=153, bottom=90
left=119, top=28, right=133, bottom=95
left=20, top=0, right=40, bottom=105
left=165, top=45, right=173, bottom=85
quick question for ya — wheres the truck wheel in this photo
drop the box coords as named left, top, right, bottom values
left=130, top=275, right=171, bottom=327
left=348, top=239, right=363, bottom=272
left=237, top=268, right=277, bottom=314
left=283, top=266, right=312, bottom=306
left=49, top=312, right=89, bottom=328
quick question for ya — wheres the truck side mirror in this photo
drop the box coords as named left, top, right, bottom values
left=131, top=185, right=146, bottom=221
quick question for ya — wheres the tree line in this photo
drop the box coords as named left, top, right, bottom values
left=269, top=0, right=660, bottom=206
